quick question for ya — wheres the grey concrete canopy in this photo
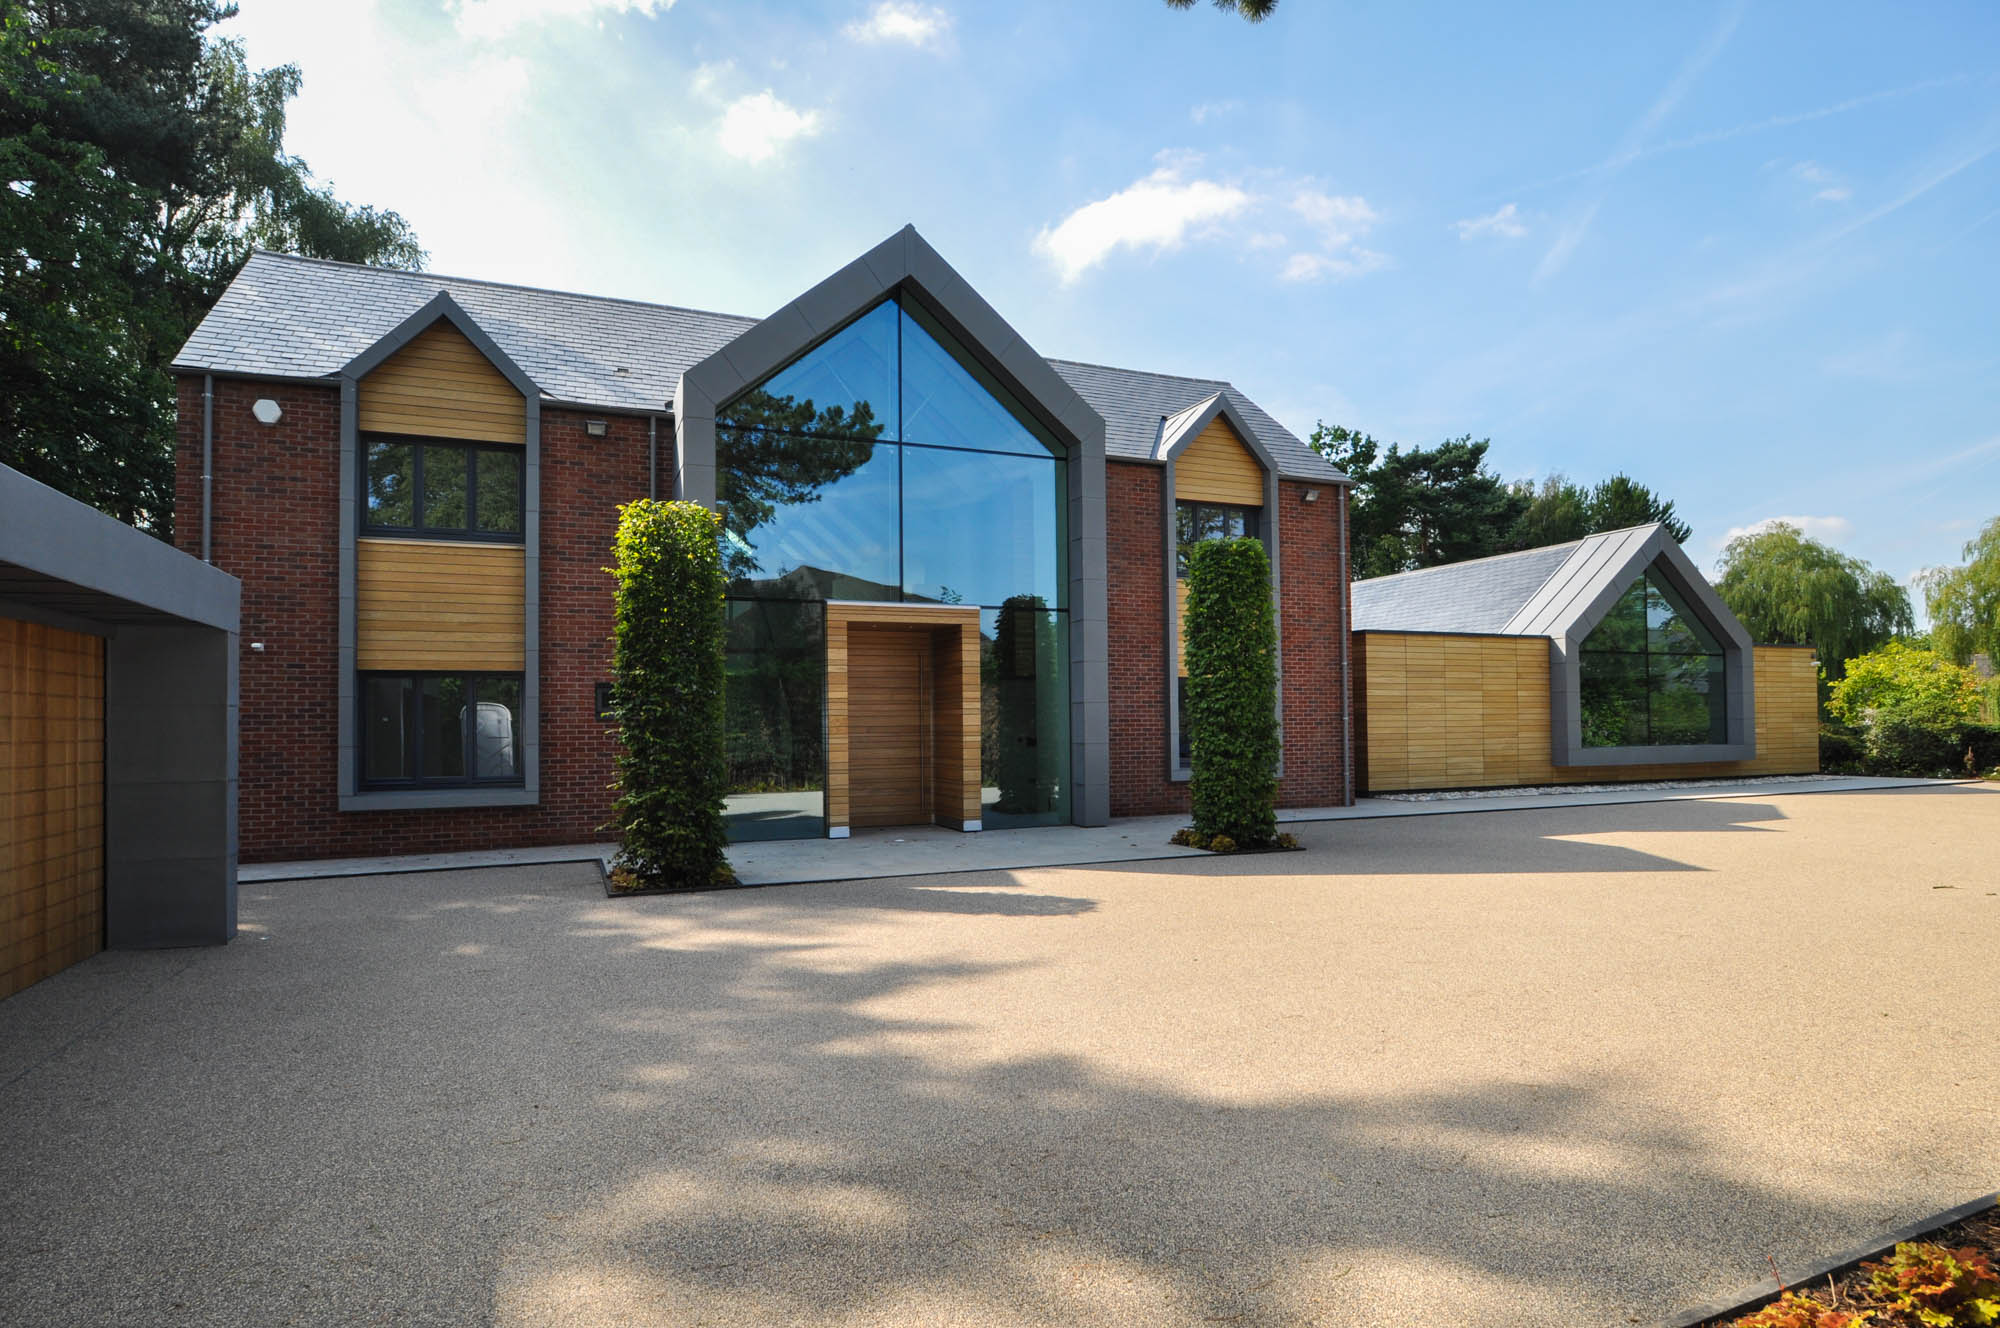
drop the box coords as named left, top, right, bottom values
left=673, top=225, right=1112, bottom=827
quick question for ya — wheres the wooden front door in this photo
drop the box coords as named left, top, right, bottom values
left=846, top=626, right=933, bottom=828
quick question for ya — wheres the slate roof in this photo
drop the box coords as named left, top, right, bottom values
left=173, top=251, right=1346, bottom=482
left=1352, top=526, right=1683, bottom=636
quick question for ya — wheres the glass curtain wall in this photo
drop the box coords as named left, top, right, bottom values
left=716, top=296, right=1071, bottom=837
left=1579, top=569, right=1727, bottom=747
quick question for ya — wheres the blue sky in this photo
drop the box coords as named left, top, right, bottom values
left=225, top=0, right=1999, bottom=593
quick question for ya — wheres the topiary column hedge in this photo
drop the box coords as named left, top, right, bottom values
left=608, top=499, right=732, bottom=889
left=1183, top=536, right=1279, bottom=849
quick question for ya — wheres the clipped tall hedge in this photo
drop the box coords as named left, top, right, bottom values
left=609, top=499, right=731, bottom=889
left=1184, top=536, right=1279, bottom=848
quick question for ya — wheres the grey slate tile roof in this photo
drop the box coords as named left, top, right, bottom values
left=1351, top=538, right=1594, bottom=635
left=173, top=251, right=1346, bottom=482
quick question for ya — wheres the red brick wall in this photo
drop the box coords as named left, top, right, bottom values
left=1103, top=460, right=1351, bottom=816
left=176, top=376, right=660, bottom=861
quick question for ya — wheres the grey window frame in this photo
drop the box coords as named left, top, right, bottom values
left=358, top=670, right=526, bottom=789
left=360, top=435, right=525, bottom=543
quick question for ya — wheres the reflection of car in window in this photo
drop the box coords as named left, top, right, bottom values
left=471, top=700, right=515, bottom=777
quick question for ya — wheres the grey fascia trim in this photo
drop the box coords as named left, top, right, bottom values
left=0, top=464, right=240, bottom=631
left=336, top=310, right=541, bottom=804
left=1155, top=392, right=1280, bottom=475
left=338, top=290, right=541, bottom=400
left=339, top=788, right=541, bottom=812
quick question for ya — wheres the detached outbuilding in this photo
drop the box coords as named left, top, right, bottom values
left=1351, top=523, right=1818, bottom=794
left=1, top=465, right=240, bottom=998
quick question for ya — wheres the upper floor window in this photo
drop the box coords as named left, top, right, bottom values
left=364, top=438, right=522, bottom=540
left=1175, top=501, right=1260, bottom=577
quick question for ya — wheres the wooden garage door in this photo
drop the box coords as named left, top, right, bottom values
left=2, top=618, right=105, bottom=999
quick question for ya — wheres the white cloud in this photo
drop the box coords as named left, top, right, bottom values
left=1815, top=186, right=1853, bottom=203
left=1719, top=515, right=1856, bottom=547
left=448, top=0, right=672, bottom=40
left=845, top=2, right=951, bottom=48
left=1033, top=158, right=1253, bottom=284
left=1190, top=99, right=1242, bottom=125
left=1791, top=161, right=1852, bottom=204
left=1280, top=188, right=1383, bottom=283
left=1454, top=202, right=1528, bottom=240
left=1290, top=189, right=1377, bottom=241
left=1279, top=250, right=1385, bottom=283
left=717, top=91, right=822, bottom=163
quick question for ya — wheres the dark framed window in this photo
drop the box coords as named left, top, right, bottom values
left=364, top=438, right=523, bottom=541
left=360, top=672, right=524, bottom=786
left=1175, top=501, right=1260, bottom=577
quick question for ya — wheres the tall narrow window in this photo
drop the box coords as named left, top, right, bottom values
left=1579, top=570, right=1727, bottom=747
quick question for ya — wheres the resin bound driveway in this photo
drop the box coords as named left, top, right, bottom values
left=3, top=785, right=1997, bottom=1328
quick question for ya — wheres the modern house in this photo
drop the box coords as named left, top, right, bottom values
left=1350, top=523, right=1819, bottom=793
left=170, top=227, right=1356, bottom=862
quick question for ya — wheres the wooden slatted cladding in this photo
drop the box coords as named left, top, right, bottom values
left=1357, top=633, right=1820, bottom=792
left=356, top=537, right=525, bottom=672
left=824, top=603, right=982, bottom=832
left=2, top=618, right=105, bottom=999
left=358, top=321, right=525, bottom=445
left=1174, top=417, right=1265, bottom=506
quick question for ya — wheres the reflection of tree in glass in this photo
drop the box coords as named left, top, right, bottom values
left=989, top=595, right=1058, bottom=813
left=717, top=389, right=884, bottom=580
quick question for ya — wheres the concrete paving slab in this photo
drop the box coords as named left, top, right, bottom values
left=4, top=783, right=1996, bottom=1327
left=239, top=776, right=1960, bottom=888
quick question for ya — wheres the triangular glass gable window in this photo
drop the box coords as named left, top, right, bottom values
left=719, top=300, right=896, bottom=442
left=899, top=301, right=1062, bottom=457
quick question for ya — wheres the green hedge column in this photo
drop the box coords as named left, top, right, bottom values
left=610, top=499, right=731, bottom=888
left=1184, top=537, right=1279, bottom=848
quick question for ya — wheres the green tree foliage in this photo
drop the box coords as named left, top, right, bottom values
left=609, top=500, right=732, bottom=890
left=1164, top=0, right=1276, bottom=19
left=1311, top=423, right=1527, bottom=576
left=1183, top=537, right=1279, bottom=848
left=1920, top=515, right=2000, bottom=668
left=1714, top=522, right=1913, bottom=680
left=715, top=388, right=883, bottom=581
left=0, top=1, right=422, bottom=534
left=1826, top=642, right=1982, bottom=731
left=1584, top=473, right=1691, bottom=544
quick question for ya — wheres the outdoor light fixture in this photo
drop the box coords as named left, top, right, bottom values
left=251, top=398, right=282, bottom=425
left=585, top=419, right=608, bottom=438
left=1303, top=489, right=1320, bottom=503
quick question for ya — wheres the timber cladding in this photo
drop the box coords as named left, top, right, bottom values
left=824, top=603, right=982, bottom=833
left=357, top=321, right=525, bottom=445
left=355, top=537, right=525, bottom=672
left=2, top=618, right=105, bottom=999
left=1356, top=632, right=1820, bottom=793
left=1174, top=417, right=1265, bottom=506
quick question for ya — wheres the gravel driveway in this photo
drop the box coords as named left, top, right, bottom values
left=3, top=784, right=1996, bottom=1327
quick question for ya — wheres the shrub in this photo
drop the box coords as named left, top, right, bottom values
left=1726, top=1291, right=1866, bottom=1328
left=1819, top=726, right=1866, bottom=774
left=1962, top=722, right=2000, bottom=776
left=608, top=500, right=732, bottom=890
left=1859, top=1241, right=2000, bottom=1327
left=1183, top=537, right=1279, bottom=849
left=1828, top=643, right=1982, bottom=731
left=1866, top=718, right=1967, bottom=777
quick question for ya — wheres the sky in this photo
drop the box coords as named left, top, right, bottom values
left=221, top=0, right=2000, bottom=594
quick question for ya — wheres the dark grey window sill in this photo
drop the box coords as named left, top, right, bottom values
left=340, top=788, right=538, bottom=812
left=1558, top=741, right=1756, bottom=767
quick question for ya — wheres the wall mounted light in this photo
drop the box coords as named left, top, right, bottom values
left=585, top=419, right=608, bottom=438
left=1303, top=489, right=1320, bottom=503
left=251, top=399, right=282, bottom=425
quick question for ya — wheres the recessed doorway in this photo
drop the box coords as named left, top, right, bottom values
left=825, top=603, right=981, bottom=837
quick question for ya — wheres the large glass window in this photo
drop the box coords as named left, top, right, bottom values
left=715, top=294, right=1072, bottom=834
left=1579, top=570, right=1727, bottom=747
left=981, top=600, right=1070, bottom=828
left=724, top=600, right=827, bottom=841
left=360, top=672, right=523, bottom=786
left=364, top=439, right=523, bottom=541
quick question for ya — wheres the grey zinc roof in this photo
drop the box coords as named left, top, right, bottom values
left=173, top=251, right=1346, bottom=482
left=1352, top=540, right=1587, bottom=634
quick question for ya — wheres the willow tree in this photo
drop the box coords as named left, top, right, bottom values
left=1714, top=523, right=1912, bottom=680
left=1920, top=515, right=2000, bottom=668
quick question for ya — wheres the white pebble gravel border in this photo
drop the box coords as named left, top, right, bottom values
left=1375, top=773, right=1847, bottom=802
